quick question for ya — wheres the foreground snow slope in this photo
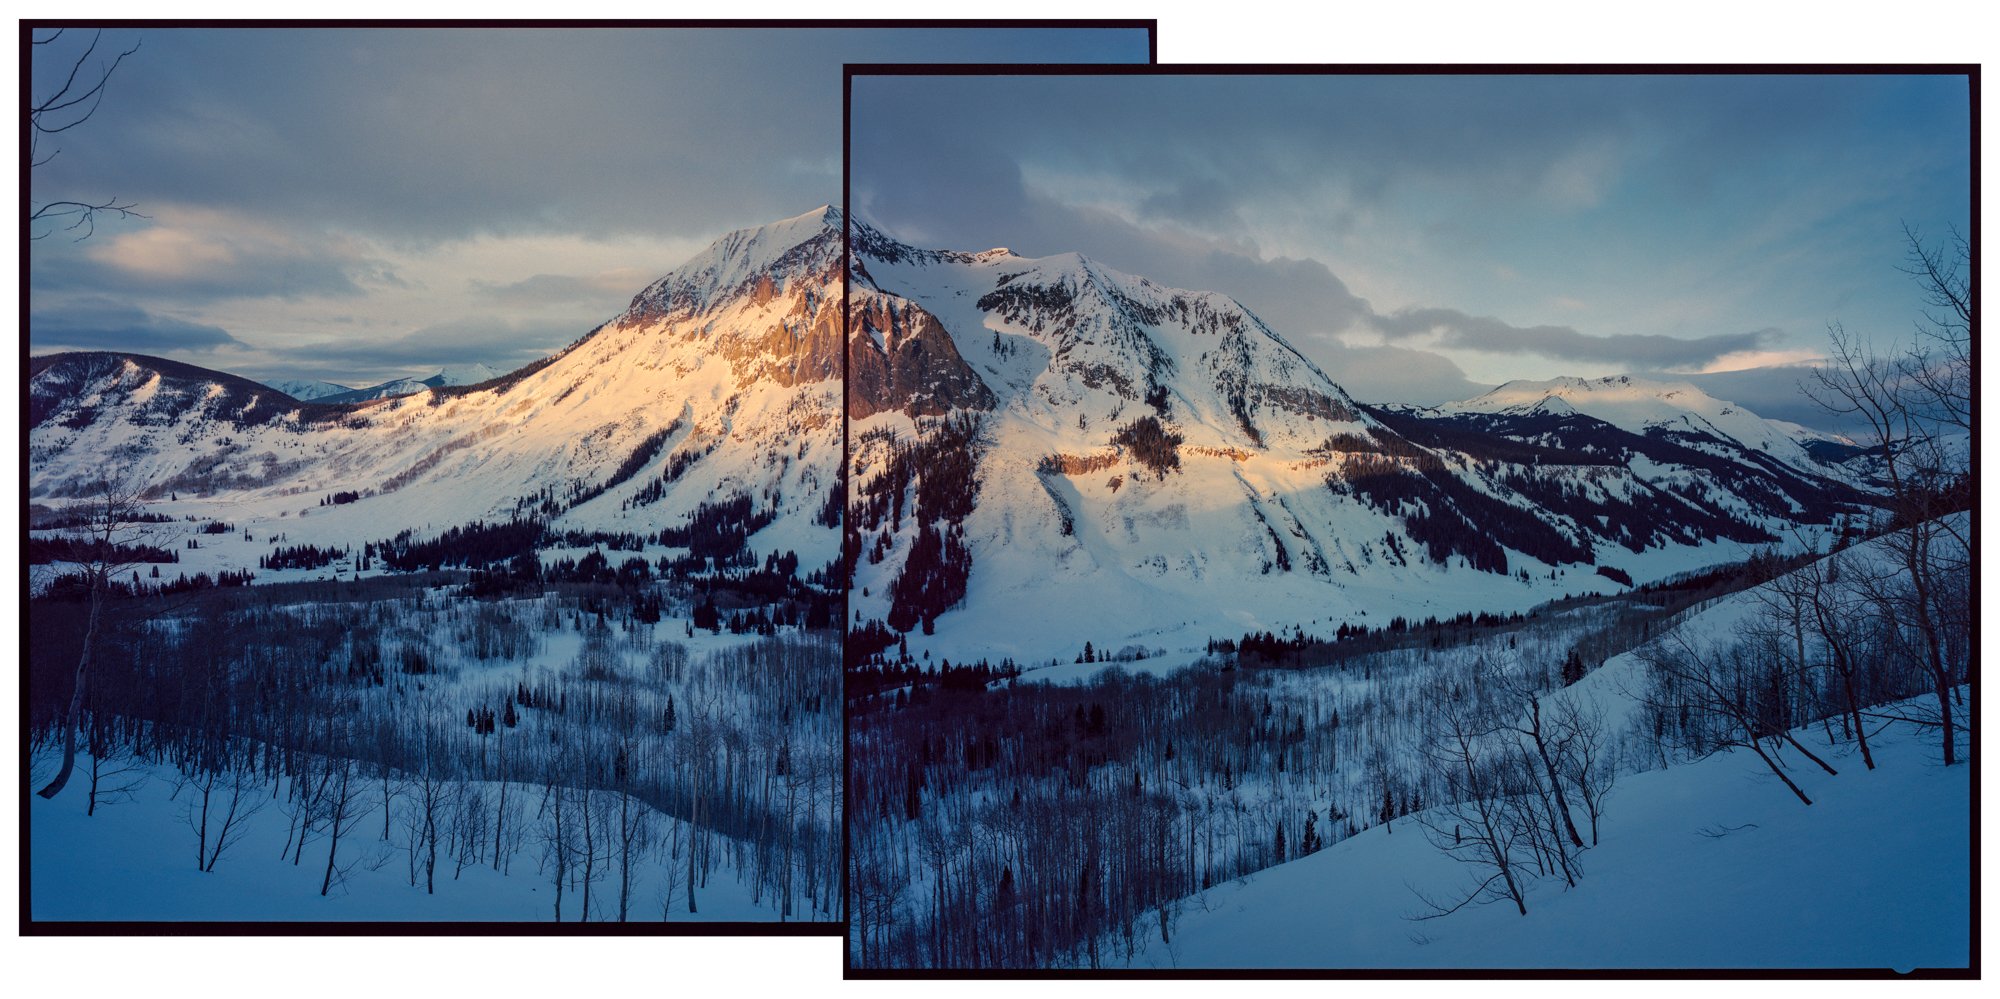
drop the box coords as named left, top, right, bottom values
left=1127, top=708, right=1969, bottom=970
left=28, top=759, right=777, bottom=923
left=1117, top=522, right=1971, bottom=969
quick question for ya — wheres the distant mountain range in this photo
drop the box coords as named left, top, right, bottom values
left=262, top=365, right=502, bottom=405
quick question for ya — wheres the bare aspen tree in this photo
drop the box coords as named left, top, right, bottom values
left=1413, top=681, right=1528, bottom=917
left=1637, top=630, right=1817, bottom=806
left=184, top=760, right=266, bottom=873
left=1806, top=225, right=1973, bottom=765
left=320, top=756, right=367, bottom=895
left=83, top=702, right=148, bottom=816
left=406, top=716, right=450, bottom=894
left=657, top=816, right=688, bottom=921
left=35, top=477, right=164, bottom=800
left=1547, top=697, right=1615, bottom=847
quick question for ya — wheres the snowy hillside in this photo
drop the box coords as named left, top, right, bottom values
left=30, top=758, right=784, bottom=922
left=27, top=210, right=850, bottom=925
left=1119, top=705, right=1969, bottom=970
left=1112, top=523, right=1972, bottom=969
left=846, top=221, right=1876, bottom=664
left=849, top=518, right=1972, bottom=970
left=29, top=593, right=840, bottom=924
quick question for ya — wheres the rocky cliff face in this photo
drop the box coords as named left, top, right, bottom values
left=847, top=289, right=995, bottom=420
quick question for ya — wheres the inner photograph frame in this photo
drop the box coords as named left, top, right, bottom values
left=840, top=62, right=1977, bottom=977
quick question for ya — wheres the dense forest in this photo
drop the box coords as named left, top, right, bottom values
left=848, top=413, right=990, bottom=638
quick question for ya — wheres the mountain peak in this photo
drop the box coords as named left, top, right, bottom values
left=1478, top=374, right=1701, bottom=402
left=617, top=207, right=842, bottom=328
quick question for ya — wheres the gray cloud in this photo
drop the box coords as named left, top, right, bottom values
left=1136, top=177, right=1243, bottom=233
left=34, top=28, right=1150, bottom=247
left=1372, top=308, right=1776, bottom=369
left=853, top=72, right=1970, bottom=407
left=276, top=316, right=582, bottom=385
left=26, top=26, right=1152, bottom=392
left=30, top=300, right=245, bottom=354
left=859, top=140, right=1755, bottom=382
left=31, top=212, right=396, bottom=304
left=1307, top=342, right=1489, bottom=407
left=1640, top=364, right=1850, bottom=432
left=474, top=272, right=640, bottom=308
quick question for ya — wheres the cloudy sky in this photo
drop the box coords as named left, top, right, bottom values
left=27, top=25, right=1150, bottom=387
left=851, top=72, right=1971, bottom=428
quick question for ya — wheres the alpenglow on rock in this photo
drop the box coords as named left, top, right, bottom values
left=29, top=207, right=850, bottom=576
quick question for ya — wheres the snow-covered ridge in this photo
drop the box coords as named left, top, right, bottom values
left=852, top=223, right=1367, bottom=453
left=302, top=363, right=504, bottom=404
left=1442, top=374, right=1847, bottom=468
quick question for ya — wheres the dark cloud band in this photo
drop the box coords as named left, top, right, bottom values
left=30, top=301, right=244, bottom=353
left=1371, top=307, right=1775, bottom=369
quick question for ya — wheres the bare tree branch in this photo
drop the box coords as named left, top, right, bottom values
left=27, top=29, right=145, bottom=240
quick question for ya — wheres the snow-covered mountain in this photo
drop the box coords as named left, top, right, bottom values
left=29, top=207, right=846, bottom=576
left=308, top=364, right=503, bottom=404
left=846, top=221, right=1876, bottom=662
left=263, top=377, right=354, bottom=402
left=1435, top=375, right=1857, bottom=474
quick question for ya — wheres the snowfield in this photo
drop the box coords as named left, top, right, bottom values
left=29, top=761, right=779, bottom=923
left=848, top=513, right=1971, bottom=971
left=1123, top=704, right=1969, bottom=970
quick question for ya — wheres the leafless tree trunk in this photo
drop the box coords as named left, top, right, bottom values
left=320, top=757, right=369, bottom=896
left=1806, top=224, right=1972, bottom=765
left=1637, top=632, right=1815, bottom=806
left=1548, top=698, right=1615, bottom=847
left=1413, top=679, right=1528, bottom=917
left=36, top=478, right=164, bottom=800
left=187, top=762, right=267, bottom=873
